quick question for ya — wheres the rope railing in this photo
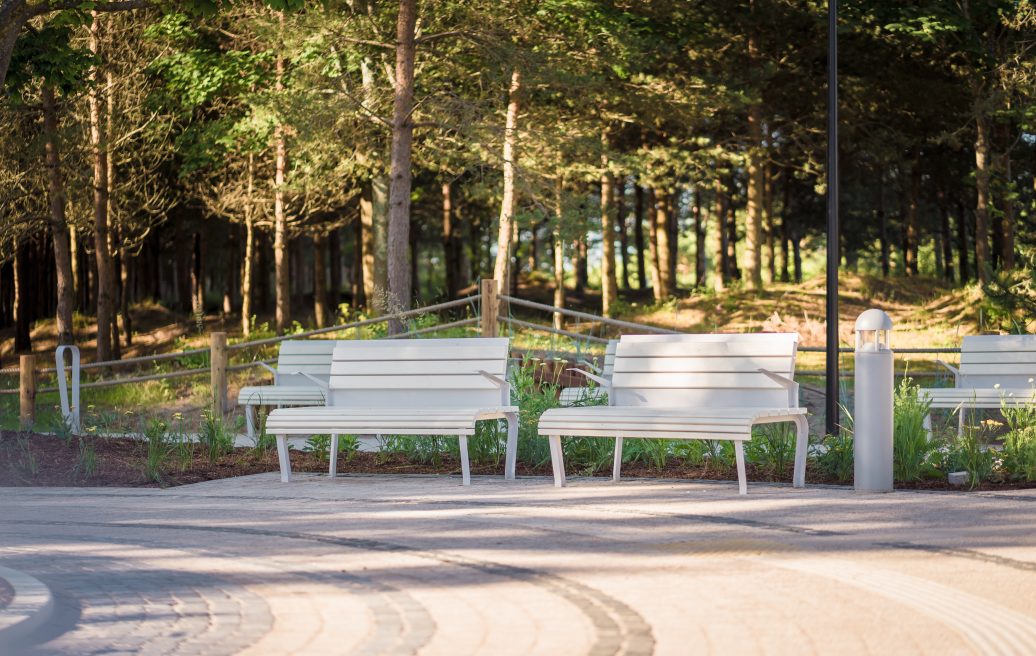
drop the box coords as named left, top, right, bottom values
left=501, top=317, right=610, bottom=345
left=499, top=295, right=680, bottom=335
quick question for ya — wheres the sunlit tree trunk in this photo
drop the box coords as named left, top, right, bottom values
left=714, top=178, right=727, bottom=292
left=646, top=189, right=662, bottom=301
left=744, top=105, right=764, bottom=290
left=241, top=153, right=255, bottom=336
left=600, top=132, right=617, bottom=317
left=493, top=68, right=522, bottom=294
left=89, top=12, right=115, bottom=361
left=386, top=0, right=417, bottom=331
left=553, top=172, right=565, bottom=330
left=42, top=85, right=74, bottom=346
left=974, top=112, right=992, bottom=283
left=273, top=13, right=290, bottom=333
left=314, top=233, right=328, bottom=328
left=634, top=185, right=646, bottom=290
left=653, top=189, right=672, bottom=299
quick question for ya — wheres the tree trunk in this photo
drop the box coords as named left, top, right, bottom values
left=956, top=199, right=969, bottom=284
left=878, top=168, right=890, bottom=277
left=313, top=233, right=328, bottom=328
left=937, top=190, right=954, bottom=282
left=41, top=85, right=74, bottom=346
left=493, top=67, right=521, bottom=295
left=974, top=113, right=992, bottom=283
left=634, top=185, right=646, bottom=289
left=241, top=153, right=255, bottom=336
left=13, top=242, right=31, bottom=353
left=779, top=172, right=790, bottom=283
left=714, top=177, right=728, bottom=292
left=616, top=178, right=629, bottom=290
left=353, top=213, right=365, bottom=307
left=273, top=14, right=290, bottom=333
left=553, top=173, right=565, bottom=330
left=442, top=181, right=459, bottom=299
left=999, top=124, right=1016, bottom=269
left=600, top=133, right=618, bottom=317
left=386, top=0, right=417, bottom=332
left=89, top=13, right=115, bottom=361
left=191, top=232, right=203, bottom=315
left=904, top=159, right=920, bottom=276
left=745, top=105, right=764, bottom=290
left=765, top=165, right=775, bottom=283
left=328, top=228, right=341, bottom=313
left=645, top=189, right=662, bottom=301
left=726, top=196, right=739, bottom=280
left=693, top=187, right=705, bottom=288
left=653, top=189, right=672, bottom=299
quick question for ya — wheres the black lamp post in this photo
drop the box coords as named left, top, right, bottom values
left=825, top=0, right=840, bottom=437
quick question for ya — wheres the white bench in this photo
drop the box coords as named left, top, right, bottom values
left=558, top=340, right=617, bottom=405
left=266, top=338, right=519, bottom=485
left=922, top=335, right=1036, bottom=435
left=237, top=340, right=339, bottom=441
left=538, top=333, right=808, bottom=495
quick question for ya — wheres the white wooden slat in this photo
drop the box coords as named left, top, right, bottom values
left=539, top=420, right=751, bottom=433
left=962, top=335, right=1036, bottom=352
left=270, top=425, right=477, bottom=436
left=277, top=365, right=334, bottom=374
left=617, top=333, right=798, bottom=358
left=332, top=341, right=508, bottom=362
left=612, top=356, right=793, bottom=374
left=958, top=364, right=1036, bottom=376
left=960, top=352, right=1036, bottom=365
left=538, top=429, right=750, bottom=440
left=329, top=375, right=501, bottom=390
left=542, top=413, right=753, bottom=426
left=613, top=372, right=788, bottom=389
left=332, top=359, right=506, bottom=377
left=278, top=354, right=341, bottom=365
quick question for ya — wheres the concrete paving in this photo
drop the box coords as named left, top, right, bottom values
left=1, top=474, right=1035, bottom=655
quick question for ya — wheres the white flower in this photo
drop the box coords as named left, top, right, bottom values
left=994, top=383, right=1001, bottom=390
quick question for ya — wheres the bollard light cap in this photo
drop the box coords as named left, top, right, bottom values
left=855, top=309, right=893, bottom=332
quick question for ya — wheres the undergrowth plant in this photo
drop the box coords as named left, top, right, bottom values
left=746, top=424, right=797, bottom=478
left=1001, top=387, right=1036, bottom=481
left=943, top=421, right=995, bottom=488
left=816, top=405, right=854, bottom=483
left=893, top=378, right=941, bottom=482
left=199, top=409, right=235, bottom=463
left=143, top=417, right=172, bottom=483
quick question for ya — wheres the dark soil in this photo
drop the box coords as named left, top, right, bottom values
left=1, top=430, right=1033, bottom=491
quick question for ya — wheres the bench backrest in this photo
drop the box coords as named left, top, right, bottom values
left=959, top=335, right=1036, bottom=389
left=611, top=333, right=800, bottom=408
left=328, top=338, right=510, bottom=408
left=275, top=340, right=339, bottom=386
left=602, top=340, right=617, bottom=379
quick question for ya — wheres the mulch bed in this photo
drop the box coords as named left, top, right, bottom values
left=1, top=430, right=1033, bottom=491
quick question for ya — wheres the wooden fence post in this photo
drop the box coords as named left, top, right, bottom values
left=481, top=279, right=498, bottom=337
left=210, top=332, right=228, bottom=417
left=19, top=354, right=36, bottom=430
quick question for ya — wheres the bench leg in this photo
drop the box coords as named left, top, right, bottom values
left=245, top=405, right=257, bottom=443
left=612, top=437, right=623, bottom=482
left=458, top=435, right=471, bottom=486
left=276, top=434, right=291, bottom=483
left=548, top=435, right=566, bottom=488
left=329, top=433, right=339, bottom=478
left=923, top=413, right=933, bottom=441
left=958, top=408, right=966, bottom=437
left=504, top=412, right=518, bottom=481
left=792, top=415, right=809, bottom=488
left=734, top=441, right=747, bottom=496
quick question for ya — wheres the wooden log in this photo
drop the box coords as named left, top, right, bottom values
left=19, top=354, right=36, bottom=430
left=210, top=331, right=228, bottom=416
left=481, top=279, right=498, bottom=338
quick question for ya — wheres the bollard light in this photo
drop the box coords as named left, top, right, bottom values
left=854, top=308, right=894, bottom=492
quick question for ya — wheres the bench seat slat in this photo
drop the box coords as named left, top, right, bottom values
left=333, top=360, right=507, bottom=376
left=238, top=386, right=327, bottom=405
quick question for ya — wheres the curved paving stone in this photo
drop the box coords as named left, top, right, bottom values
left=0, top=474, right=1035, bottom=655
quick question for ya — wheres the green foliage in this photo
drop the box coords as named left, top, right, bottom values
left=943, top=423, right=995, bottom=489
left=75, top=438, right=97, bottom=478
left=746, top=424, right=797, bottom=477
left=893, top=378, right=941, bottom=482
left=199, top=409, right=235, bottom=463
left=143, top=417, right=172, bottom=483
left=1001, top=392, right=1036, bottom=481
left=816, top=405, right=854, bottom=483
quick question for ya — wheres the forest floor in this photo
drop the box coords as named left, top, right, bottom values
left=3, top=430, right=1032, bottom=491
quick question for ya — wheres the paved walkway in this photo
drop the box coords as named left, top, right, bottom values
left=2, top=474, right=1036, bottom=655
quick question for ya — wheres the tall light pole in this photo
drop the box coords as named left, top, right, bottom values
left=825, top=0, right=840, bottom=437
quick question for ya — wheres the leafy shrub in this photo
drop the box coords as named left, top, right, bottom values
left=893, top=378, right=941, bottom=481
left=746, top=423, right=797, bottom=477
left=143, top=417, right=172, bottom=483
left=1001, top=392, right=1036, bottom=481
left=76, top=438, right=97, bottom=477
left=816, top=405, right=853, bottom=483
left=942, top=423, right=995, bottom=488
left=199, top=409, right=235, bottom=463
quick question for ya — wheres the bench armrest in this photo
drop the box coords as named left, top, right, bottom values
left=759, top=368, right=800, bottom=408
left=478, top=370, right=513, bottom=406
left=568, top=368, right=611, bottom=390
left=294, top=372, right=330, bottom=391
left=936, top=360, right=961, bottom=384
left=258, top=361, right=278, bottom=384
left=576, top=358, right=604, bottom=375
